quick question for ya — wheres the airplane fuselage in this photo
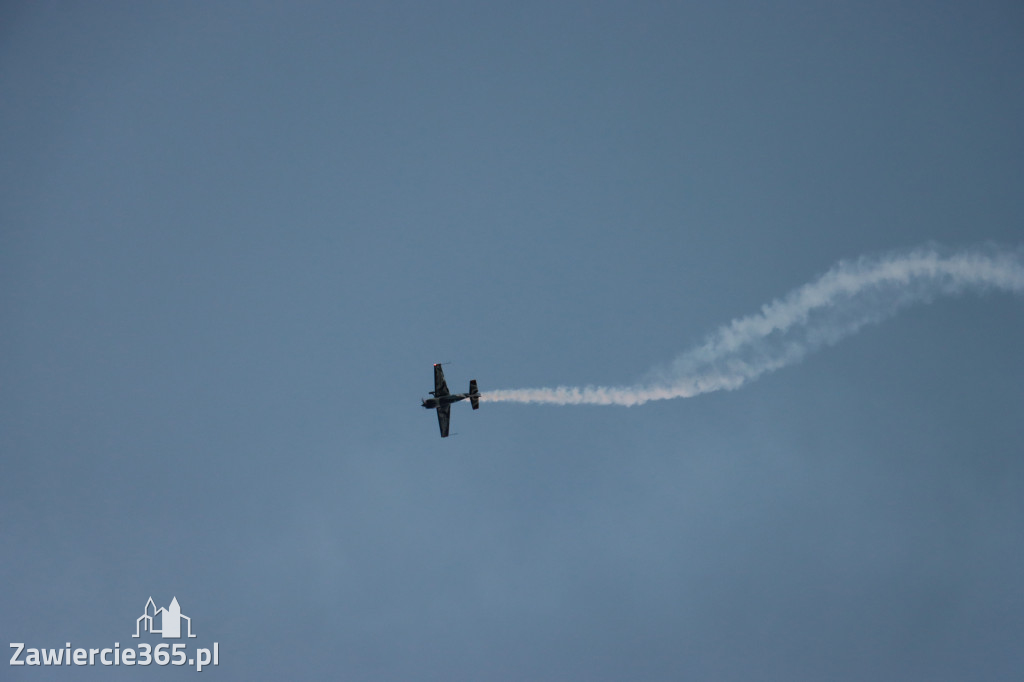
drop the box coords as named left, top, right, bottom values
left=421, top=393, right=470, bottom=409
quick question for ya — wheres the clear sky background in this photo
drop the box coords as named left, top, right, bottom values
left=3, top=2, right=1023, bottom=679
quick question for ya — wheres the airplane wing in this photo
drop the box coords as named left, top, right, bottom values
left=433, top=364, right=450, bottom=397
left=436, top=404, right=451, bottom=438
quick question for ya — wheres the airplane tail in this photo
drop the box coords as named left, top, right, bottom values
left=469, top=380, right=479, bottom=409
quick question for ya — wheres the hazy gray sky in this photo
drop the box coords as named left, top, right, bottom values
left=3, top=2, right=1023, bottom=679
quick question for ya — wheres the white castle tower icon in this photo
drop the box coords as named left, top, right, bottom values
left=133, top=597, right=196, bottom=638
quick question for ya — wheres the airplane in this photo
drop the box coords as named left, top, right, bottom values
left=421, top=363, right=479, bottom=438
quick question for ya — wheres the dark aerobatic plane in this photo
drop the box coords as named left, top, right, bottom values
left=421, top=364, right=479, bottom=437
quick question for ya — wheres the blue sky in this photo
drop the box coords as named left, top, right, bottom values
left=3, top=2, right=1023, bottom=679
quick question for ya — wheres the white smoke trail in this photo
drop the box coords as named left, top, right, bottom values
left=482, top=244, right=1024, bottom=406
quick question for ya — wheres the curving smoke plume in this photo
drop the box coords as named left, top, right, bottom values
left=482, top=244, right=1024, bottom=406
